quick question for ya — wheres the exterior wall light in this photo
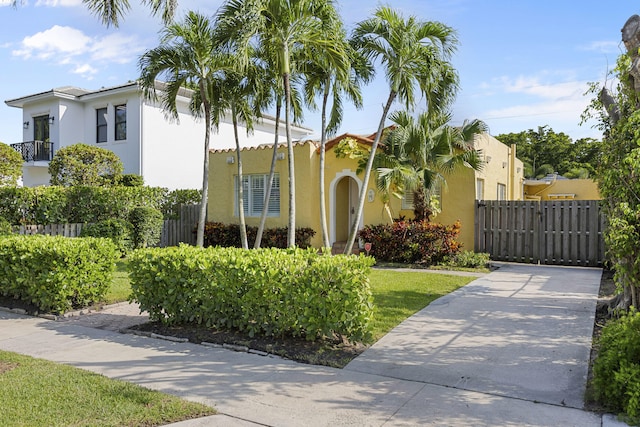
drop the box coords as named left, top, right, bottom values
left=48, top=116, right=55, bottom=125
left=23, top=121, right=29, bottom=129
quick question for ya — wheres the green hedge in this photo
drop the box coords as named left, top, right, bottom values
left=129, top=207, right=163, bottom=249
left=357, top=220, right=462, bottom=265
left=0, top=235, right=118, bottom=314
left=591, top=309, right=640, bottom=423
left=203, top=222, right=316, bottom=248
left=80, top=219, right=133, bottom=256
left=0, top=186, right=198, bottom=224
left=129, top=246, right=374, bottom=342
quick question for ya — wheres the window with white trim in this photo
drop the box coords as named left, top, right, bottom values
left=401, top=191, right=414, bottom=210
left=497, top=183, right=507, bottom=200
left=235, top=174, right=280, bottom=217
left=114, top=104, right=127, bottom=141
left=401, top=185, right=441, bottom=210
left=476, top=178, right=485, bottom=200
left=96, top=107, right=107, bottom=143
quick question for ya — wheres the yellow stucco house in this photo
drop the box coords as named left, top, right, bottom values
left=207, top=131, right=524, bottom=251
left=523, top=173, right=601, bottom=201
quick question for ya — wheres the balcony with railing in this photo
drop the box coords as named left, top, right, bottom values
left=11, top=141, right=54, bottom=163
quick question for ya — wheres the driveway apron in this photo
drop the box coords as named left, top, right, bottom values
left=346, top=262, right=602, bottom=410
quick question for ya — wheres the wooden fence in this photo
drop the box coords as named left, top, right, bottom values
left=474, top=200, right=605, bottom=267
left=160, top=204, right=199, bottom=247
left=17, top=223, right=84, bottom=237
left=14, top=204, right=200, bottom=248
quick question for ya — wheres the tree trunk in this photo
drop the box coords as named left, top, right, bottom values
left=233, top=111, right=248, bottom=249
left=196, top=82, right=211, bottom=248
left=319, top=80, right=331, bottom=249
left=344, top=90, right=397, bottom=254
left=284, top=71, right=296, bottom=248
left=600, top=87, right=621, bottom=126
left=254, top=100, right=282, bottom=249
left=413, top=186, right=432, bottom=222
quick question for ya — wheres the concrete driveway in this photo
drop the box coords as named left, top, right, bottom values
left=0, top=262, right=618, bottom=426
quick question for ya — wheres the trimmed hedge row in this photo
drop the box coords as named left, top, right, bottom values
left=203, top=222, right=316, bottom=248
left=0, top=186, right=200, bottom=224
left=0, top=235, right=118, bottom=314
left=591, top=308, right=640, bottom=423
left=129, top=246, right=375, bottom=342
left=357, top=220, right=462, bottom=265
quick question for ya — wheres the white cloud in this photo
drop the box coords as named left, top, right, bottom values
left=13, top=25, right=91, bottom=60
left=90, top=33, right=145, bottom=64
left=35, top=0, right=84, bottom=6
left=73, top=63, right=98, bottom=79
left=580, top=40, right=622, bottom=54
left=12, top=25, right=144, bottom=77
left=469, top=73, right=599, bottom=138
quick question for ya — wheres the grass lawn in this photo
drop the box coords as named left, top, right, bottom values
left=368, top=269, right=475, bottom=341
left=0, top=350, right=215, bottom=427
left=102, top=259, right=132, bottom=304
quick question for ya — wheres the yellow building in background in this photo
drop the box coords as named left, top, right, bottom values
left=207, top=132, right=524, bottom=251
left=523, top=173, right=601, bottom=201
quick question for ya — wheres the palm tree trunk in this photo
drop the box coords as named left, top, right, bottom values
left=319, top=80, right=331, bottom=249
left=196, top=83, right=211, bottom=248
left=344, top=90, right=397, bottom=254
left=284, top=69, right=296, bottom=248
left=254, top=100, right=282, bottom=249
left=233, top=111, right=248, bottom=249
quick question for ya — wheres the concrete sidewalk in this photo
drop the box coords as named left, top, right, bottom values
left=0, top=263, right=627, bottom=426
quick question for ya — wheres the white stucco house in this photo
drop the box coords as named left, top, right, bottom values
left=5, top=81, right=313, bottom=189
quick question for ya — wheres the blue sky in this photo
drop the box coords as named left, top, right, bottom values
left=0, top=0, right=635, bottom=145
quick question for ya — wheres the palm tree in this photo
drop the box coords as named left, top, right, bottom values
left=217, top=64, right=263, bottom=249
left=217, top=0, right=348, bottom=247
left=139, top=11, right=229, bottom=247
left=82, top=0, right=177, bottom=27
left=343, top=6, right=459, bottom=254
left=301, top=31, right=372, bottom=248
left=251, top=45, right=305, bottom=249
left=375, top=111, right=486, bottom=222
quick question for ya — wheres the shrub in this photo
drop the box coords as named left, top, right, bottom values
left=357, top=220, right=462, bottom=265
left=0, top=217, right=12, bottom=235
left=119, top=174, right=144, bottom=187
left=129, top=246, right=374, bottom=342
left=0, top=187, right=31, bottom=224
left=0, top=235, right=117, bottom=313
left=80, top=219, right=133, bottom=256
left=0, top=186, right=198, bottom=225
left=203, top=222, right=316, bottom=248
left=0, top=142, right=23, bottom=187
left=129, top=207, right=164, bottom=248
left=442, top=251, right=490, bottom=269
left=591, top=308, right=640, bottom=423
left=162, top=189, right=201, bottom=220
left=49, top=143, right=124, bottom=187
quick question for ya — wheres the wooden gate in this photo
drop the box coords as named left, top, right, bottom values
left=160, top=204, right=199, bottom=247
left=474, top=200, right=605, bottom=266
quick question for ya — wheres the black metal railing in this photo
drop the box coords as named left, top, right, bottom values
left=10, top=141, right=54, bottom=162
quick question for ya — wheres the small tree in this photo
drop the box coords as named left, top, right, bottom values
left=129, top=207, right=164, bottom=249
left=0, top=143, right=23, bottom=187
left=49, top=143, right=123, bottom=187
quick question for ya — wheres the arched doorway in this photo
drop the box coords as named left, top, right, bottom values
left=330, top=171, right=362, bottom=245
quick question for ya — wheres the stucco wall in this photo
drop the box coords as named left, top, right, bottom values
left=208, top=133, right=525, bottom=251
left=208, top=141, right=391, bottom=248
left=524, top=179, right=601, bottom=200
